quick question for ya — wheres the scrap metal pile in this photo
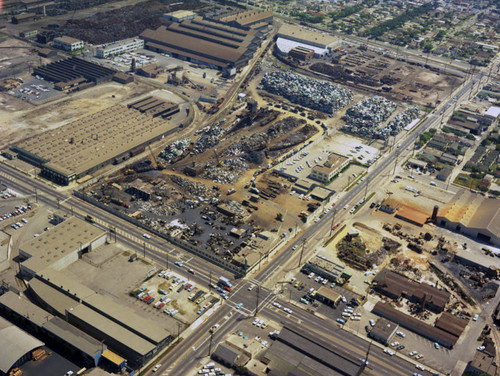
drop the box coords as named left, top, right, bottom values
left=226, top=116, right=307, bottom=156
left=169, top=175, right=220, bottom=203
left=159, top=138, right=190, bottom=163
left=193, top=120, right=226, bottom=155
left=341, top=96, right=397, bottom=139
left=260, top=72, right=352, bottom=114
left=385, top=106, right=420, bottom=137
left=203, top=158, right=249, bottom=184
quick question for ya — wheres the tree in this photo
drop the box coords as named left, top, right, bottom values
left=422, top=40, right=433, bottom=53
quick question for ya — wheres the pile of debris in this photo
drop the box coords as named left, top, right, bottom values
left=203, top=158, right=248, bottom=184
left=341, top=96, right=396, bottom=139
left=135, top=201, right=181, bottom=217
left=169, top=175, right=219, bottom=202
left=260, top=72, right=352, bottom=115
left=193, top=120, right=226, bottom=154
left=385, top=106, right=420, bottom=137
left=226, top=117, right=307, bottom=156
left=159, top=138, right=190, bottom=163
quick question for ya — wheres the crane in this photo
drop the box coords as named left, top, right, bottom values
left=147, top=145, right=165, bottom=170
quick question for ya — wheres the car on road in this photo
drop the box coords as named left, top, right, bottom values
left=152, top=364, right=161, bottom=372
left=273, top=302, right=282, bottom=308
left=143, top=233, right=151, bottom=239
left=236, top=303, right=243, bottom=309
left=336, top=318, right=346, bottom=324
left=283, top=307, right=293, bottom=314
left=416, top=364, right=425, bottom=371
left=174, top=261, right=183, bottom=267
left=473, top=314, right=479, bottom=321
left=189, top=268, right=195, bottom=274
left=292, top=245, right=298, bottom=251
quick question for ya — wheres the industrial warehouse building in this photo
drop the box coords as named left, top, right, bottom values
left=372, top=302, right=462, bottom=348
left=0, top=316, right=45, bottom=375
left=33, top=57, right=116, bottom=91
left=96, top=38, right=144, bottom=58
left=263, top=325, right=362, bottom=376
left=304, top=254, right=349, bottom=283
left=53, top=36, right=84, bottom=52
left=0, top=291, right=105, bottom=368
left=140, top=17, right=262, bottom=73
left=214, top=9, right=273, bottom=31
left=373, top=269, right=450, bottom=312
left=18, top=216, right=107, bottom=277
left=11, top=103, right=180, bottom=185
left=437, top=190, right=500, bottom=246
left=275, top=23, right=341, bottom=57
left=27, top=269, right=172, bottom=366
left=162, top=10, right=197, bottom=22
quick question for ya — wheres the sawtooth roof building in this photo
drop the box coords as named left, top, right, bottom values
left=11, top=104, right=179, bottom=185
left=140, top=17, right=262, bottom=72
left=437, top=190, right=500, bottom=246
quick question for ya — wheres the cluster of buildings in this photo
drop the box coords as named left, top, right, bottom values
left=140, top=17, right=263, bottom=75
left=0, top=216, right=172, bottom=374
left=370, top=269, right=469, bottom=349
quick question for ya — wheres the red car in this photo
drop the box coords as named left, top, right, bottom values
left=332, top=222, right=341, bottom=230
left=223, top=286, right=232, bottom=292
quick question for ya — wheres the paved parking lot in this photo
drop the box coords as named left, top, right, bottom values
left=10, top=76, right=63, bottom=103
left=281, top=270, right=362, bottom=319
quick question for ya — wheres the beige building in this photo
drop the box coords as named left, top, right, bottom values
left=53, top=36, right=84, bottom=52
left=437, top=190, right=500, bottom=246
left=19, top=216, right=106, bottom=277
left=309, top=153, right=350, bottom=184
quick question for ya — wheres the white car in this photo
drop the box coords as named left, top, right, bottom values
left=415, top=365, right=425, bottom=371
left=477, top=346, right=485, bottom=351
left=143, top=233, right=151, bottom=239
left=383, top=349, right=394, bottom=356
left=409, top=351, right=417, bottom=357
left=343, top=204, right=349, bottom=210
left=273, top=302, right=282, bottom=308
left=283, top=307, right=293, bottom=314
left=152, top=364, right=161, bottom=372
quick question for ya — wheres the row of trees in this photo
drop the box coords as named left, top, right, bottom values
left=366, top=2, right=437, bottom=37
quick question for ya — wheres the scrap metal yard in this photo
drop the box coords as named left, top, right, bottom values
left=0, top=1, right=499, bottom=376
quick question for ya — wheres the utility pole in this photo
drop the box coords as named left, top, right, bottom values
left=57, top=198, right=60, bottom=209
left=143, top=242, right=146, bottom=258
left=329, top=209, right=337, bottom=236
left=208, top=330, right=214, bottom=357
left=298, top=238, right=306, bottom=268
left=254, top=285, right=260, bottom=317
left=392, top=152, right=399, bottom=176
left=34, top=187, right=38, bottom=203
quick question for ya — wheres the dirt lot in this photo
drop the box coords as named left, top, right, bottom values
left=308, top=48, right=464, bottom=107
